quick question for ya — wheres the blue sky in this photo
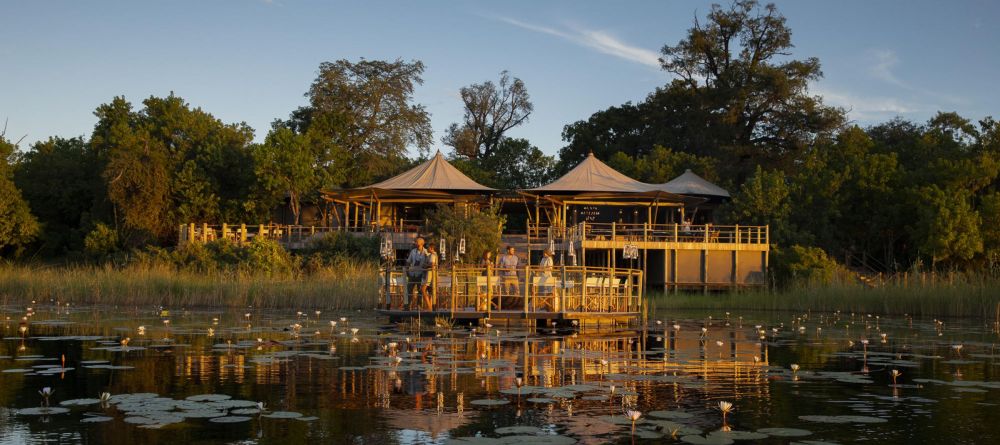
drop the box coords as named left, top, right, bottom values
left=2, top=0, right=998, bottom=155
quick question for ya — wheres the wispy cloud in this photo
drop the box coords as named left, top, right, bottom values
left=812, top=86, right=917, bottom=121
left=492, top=16, right=661, bottom=68
left=867, top=49, right=965, bottom=105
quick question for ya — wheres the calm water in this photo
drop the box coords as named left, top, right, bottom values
left=1, top=305, right=999, bottom=445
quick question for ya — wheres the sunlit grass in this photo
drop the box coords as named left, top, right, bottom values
left=0, top=261, right=379, bottom=310
left=648, top=277, right=1000, bottom=320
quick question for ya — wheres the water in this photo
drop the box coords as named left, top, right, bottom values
left=1, top=305, right=999, bottom=444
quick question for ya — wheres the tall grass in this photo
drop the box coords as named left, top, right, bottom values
left=648, top=277, right=1000, bottom=320
left=0, top=261, right=380, bottom=310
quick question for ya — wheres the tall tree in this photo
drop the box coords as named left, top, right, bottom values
left=0, top=134, right=40, bottom=255
left=450, top=137, right=555, bottom=190
left=560, top=0, right=844, bottom=179
left=14, top=137, right=99, bottom=254
left=289, top=59, right=433, bottom=187
left=444, top=71, right=533, bottom=160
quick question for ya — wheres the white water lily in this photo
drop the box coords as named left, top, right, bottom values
left=790, top=364, right=800, bottom=373
left=257, top=401, right=267, bottom=412
left=351, top=328, right=359, bottom=335
left=39, top=387, right=54, bottom=406
left=625, top=409, right=642, bottom=433
left=718, top=400, right=734, bottom=423
left=99, top=392, right=111, bottom=402
left=329, top=321, right=337, bottom=327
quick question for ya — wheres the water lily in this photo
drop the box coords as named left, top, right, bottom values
left=790, top=364, right=800, bottom=373
left=256, top=401, right=267, bottom=413
left=137, top=325, right=146, bottom=335
left=718, top=400, right=734, bottom=422
left=351, top=327, right=360, bottom=335
left=891, top=369, right=902, bottom=385
left=39, top=387, right=54, bottom=406
left=99, top=392, right=111, bottom=402
left=120, top=337, right=130, bottom=348
left=625, top=409, right=642, bottom=433
left=329, top=320, right=337, bottom=327
left=340, top=317, right=347, bottom=322
left=673, top=324, right=681, bottom=331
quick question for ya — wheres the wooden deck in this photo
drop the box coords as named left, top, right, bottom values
left=378, top=265, right=643, bottom=326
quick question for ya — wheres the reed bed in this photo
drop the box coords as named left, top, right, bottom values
left=0, top=262, right=380, bottom=310
left=649, top=278, right=1000, bottom=320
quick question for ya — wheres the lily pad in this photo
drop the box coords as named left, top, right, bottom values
left=17, top=407, right=71, bottom=415
left=757, top=427, right=812, bottom=437
left=209, top=416, right=253, bottom=423
left=471, top=399, right=510, bottom=406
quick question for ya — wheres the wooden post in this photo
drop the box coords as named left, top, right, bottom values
left=523, top=264, right=530, bottom=315
left=258, top=224, right=264, bottom=240
left=202, top=223, right=209, bottom=242
left=736, top=224, right=741, bottom=244
left=240, top=224, right=247, bottom=243
left=673, top=223, right=678, bottom=243
left=451, top=264, right=457, bottom=314
left=221, top=223, right=228, bottom=242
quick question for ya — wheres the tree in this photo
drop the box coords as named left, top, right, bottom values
left=289, top=59, right=433, bottom=187
left=424, top=204, right=505, bottom=264
left=0, top=134, right=40, bottom=255
left=560, top=0, right=844, bottom=178
left=252, top=125, right=347, bottom=224
left=444, top=71, right=533, bottom=160
left=14, top=137, right=99, bottom=254
left=910, top=186, right=982, bottom=266
left=606, top=145, right=719, bottom=184
left=450, top=138, right=555, bottom=190
left=721, top=165, right=795, bottom=244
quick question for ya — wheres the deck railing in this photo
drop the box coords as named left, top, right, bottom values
left=378, top=265, right=643, bottom=315
left=177, top=222, right=424, bottom=246
left=528, top=222, right=768, bottom=245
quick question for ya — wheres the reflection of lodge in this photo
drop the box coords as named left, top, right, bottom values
left=180, top=152, right=768, bottom=295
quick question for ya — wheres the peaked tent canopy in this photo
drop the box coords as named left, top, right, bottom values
left=367, top=151, right=495, bottom=191
left=528, top=152, right=655, bottom=193
left=657, top=169, right=730, bottom=198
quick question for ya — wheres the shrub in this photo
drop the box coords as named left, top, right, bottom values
left=83, top=223, right=119, bottom=258
left=771, top=245, right=844, bottom=288
left=425, top=203, right=504, bottom=263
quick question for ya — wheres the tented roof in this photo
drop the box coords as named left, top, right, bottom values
left=367, top=151, right=494, bottom=191
left=529, top=152, right=655, bottom=193
left=657, top=169, right=730, bottom=198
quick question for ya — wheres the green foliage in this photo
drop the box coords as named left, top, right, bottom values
left=424, top=204, right=505, bottom=263
left=0, top=135, right=39, bottom=256
left=449, top=137, right=556, bottom=189
left=288, top=58, right=433, bottom=187
left=560, top=0, right=844, bottom=179
left=910, top=186, right=983, bottom=266
left=607, top=145, right=719, bottom=184
left=13, top=137, right=99, bottom=254
left=721, top=166, right=796, bottom=244
left=443, top=71, right=533, bottom=160
left=83, top=223, right=119, bottom=258
left=300, top=231, right=380, bottom=266
left=167, top=238, right=295, bottom=275
left=771, top=245, right=843, bottom=287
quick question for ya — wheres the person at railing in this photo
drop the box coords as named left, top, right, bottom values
left=536, top=249, right=555, bottom=309
left=480, top=251, right=494, bottom=274
left=405, top=237, right=428, bottom=310
left=421, top=243, right=439, bottom=310
left=497, top=245, right=520, bottom=305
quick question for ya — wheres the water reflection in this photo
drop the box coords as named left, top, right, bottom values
left=0, top=306, right=998, bottom=444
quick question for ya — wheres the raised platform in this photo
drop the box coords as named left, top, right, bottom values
left=377, top=308, right=640, bottom=326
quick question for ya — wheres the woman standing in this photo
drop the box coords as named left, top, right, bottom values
left=421, top=243, right=440, bottom=310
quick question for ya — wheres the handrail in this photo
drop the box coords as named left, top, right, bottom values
left=527, top=222, right=769, bottom=245
left=378, top=264, right=643, bottom=315
left=177, top=222, right=423, bottom=246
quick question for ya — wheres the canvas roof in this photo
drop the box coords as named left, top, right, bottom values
left=366, top=151, right=494, bottom=191
left=657, top=169, right=730, bottom=198
left=529, top=152, right=655, bottom=193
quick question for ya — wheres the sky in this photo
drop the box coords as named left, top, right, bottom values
left=2, top=0, right=998, bottom=156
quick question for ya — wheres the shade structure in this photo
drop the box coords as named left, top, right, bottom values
left=367, top=151, right=494, bottom=191
left=528, top=152, right=655, bottom=193
left=656, top=169, right=730, bottom=198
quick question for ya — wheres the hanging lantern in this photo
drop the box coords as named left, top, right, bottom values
left=458, top=238, right=466, bottom=255
left=548, top=238, right=556, bottom=254
left=439, top=238, right=447, bottom=262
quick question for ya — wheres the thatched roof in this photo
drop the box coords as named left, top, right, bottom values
left=657, top=169, right=730, bottom=198
left=367, top=151, right=494, bottom=191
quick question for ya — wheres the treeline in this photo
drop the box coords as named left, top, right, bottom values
left=0, top=60, right=555, bottom=259
left=1, top=0, right=997, bottom=278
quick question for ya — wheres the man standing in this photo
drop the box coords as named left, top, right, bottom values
left=405, top=237, right=428, bottom=310
left=497, top=245, right=520, bottom=305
